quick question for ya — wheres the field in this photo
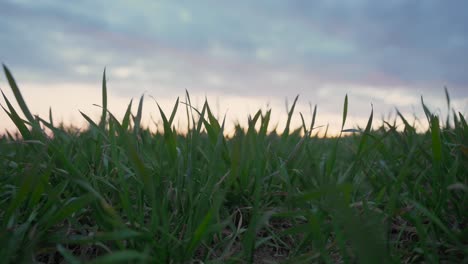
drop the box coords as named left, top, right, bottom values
left=1, top=65, right=467, bottom=263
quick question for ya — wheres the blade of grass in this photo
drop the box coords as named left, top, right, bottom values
left=121, top=99, right=133, bottom=130
left=88, top=250, right=149, bottom=264
left=309, top=104, right=317, bottom=136
left=282, top=95, right=299, bottom=139
left=325, top=95, right=348, bottom=178
left=444, top=87, right=451, bottom=128
left=357, top=104, right=374, bottom=156
left=2, top=65, right=35, bottom=124
left=43, top=194, right=96, bottom=229
left=99, top=68, right=107, bottom=129
left=421, top=96, right=432, bottom=123
left=396, top=109, right=416, bottom=134
left=49, top=107, right=54, bottom=127
left=1, top=92, right=31, bottom=139
left=133, top=94, right=144, bottom=135
left=168, top=97, right=179, bottom=125
left=157, top=101, right=178, bottom=159
left=342, top=94, right=348, bottom=130
left=430, top=115, right=442, bottom=166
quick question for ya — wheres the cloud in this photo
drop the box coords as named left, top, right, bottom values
left=2, top=1, right=467, bottom=87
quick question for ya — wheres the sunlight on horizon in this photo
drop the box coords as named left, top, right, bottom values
left=1, top=75, right=466, bottom=137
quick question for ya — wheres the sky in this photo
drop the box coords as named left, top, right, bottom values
left=1, top=0, right=467, bottom=134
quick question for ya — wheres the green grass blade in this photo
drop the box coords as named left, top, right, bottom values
left=396, top=108, right=416, bottom=133
left=122, top=99, right=133, bottom=130
left=342, top=94, right=348, bottom=130
left=187, top=209, right=213, bottom=254
left=89, top=250, right=149, bottom=264
left=248, top=109, right=262, bottom=134
left=133, top=94, right=144, bottom=135
left=281, top=95, right=299, bottom=140
left=168, top=97, right=179, bottom=125
left=444, top=87, right=451, bottom=128
left=282, top=95, right=299, bottom=139
left=99, top=68, right=107, bottom=128
left=421, top=96, right=432, bottom=123
left=157, top=102, right=178, bottom=159
left=444, top=86, right=450, bottom=110
left=206, top=100, right=222, bottom=139
left=300, top=112, right=307, bottom=135
left=80, top=111, right=107, bottom=138
left=325, top=95, right=349, bottom=178
left=430, top=115, right=442, bottom=166
left=409, top=199, right=461, bottom=246
left=49, top=107, right=54, bottom=127
left=44, top=194, right=96, bottom=228
left=2, top=64, right=35, bottom=124
left=309, top=104, right=317, bottom=135
left=259, top=109, right=271, bottom=136
left=1, top=91, right=31, bottom=139
left=458, top=112, right=467, bottom=130
left=357, top=104, right=373, bottom=155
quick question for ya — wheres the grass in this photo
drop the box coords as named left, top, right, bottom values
left=0, top=65, right=467, bottom=263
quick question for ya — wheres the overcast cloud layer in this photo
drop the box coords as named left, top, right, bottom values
left=0, top=0, right=467, bottom=132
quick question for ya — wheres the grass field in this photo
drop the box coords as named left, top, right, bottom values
left=1, top=65, right=467, bottom=263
